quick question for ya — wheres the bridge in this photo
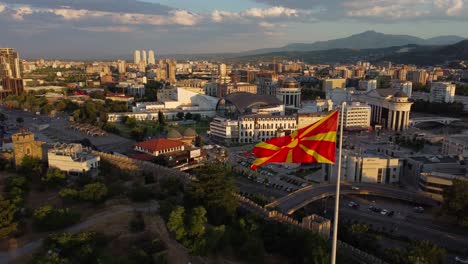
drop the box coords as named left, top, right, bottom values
left=266, top=183, right=439, bottom=215
left=410, top=117, right=461, bottom=126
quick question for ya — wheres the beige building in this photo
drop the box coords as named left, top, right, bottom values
left=48, top=144, right=100, bottom=174
left=338, top=102, right=371, bottom=130
left=0, top=48, right=21, bottom=79
left=277, top=77, right=301, bottom=108
left=323, top=78, right=346, bottom=90
left=12, top=131, right=47, bottom=165
left=324, top=149, right=400, bottom=184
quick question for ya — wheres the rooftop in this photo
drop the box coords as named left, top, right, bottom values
left=135, top=138, right=185, bottom=152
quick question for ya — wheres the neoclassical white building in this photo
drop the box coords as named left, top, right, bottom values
left=277, top=77, right=301, bottom=109
left=353, top=89, right=413, bottom=131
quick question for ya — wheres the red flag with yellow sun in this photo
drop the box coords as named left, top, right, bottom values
left=251, top=110, right=338, bottom=170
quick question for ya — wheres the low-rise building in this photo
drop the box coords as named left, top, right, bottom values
left=338, top=102, right=371, bottom=130
left=48, top=143, right=100, bottom=174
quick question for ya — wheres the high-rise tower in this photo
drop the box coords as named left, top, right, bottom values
left=141, top=50, right=147, bottom=65
left=0, top=48, right=21, bottom=79
left=148, top=50, right=155, bottom=65
left=134, top=50, right=141, bottom=64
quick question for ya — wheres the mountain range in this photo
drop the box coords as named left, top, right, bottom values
left=240, top=30, right=465, bottom=56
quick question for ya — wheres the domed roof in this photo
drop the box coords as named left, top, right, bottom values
left=167, top=129, right=182, bottom=139
left=183, top=128, right=197, bottom=138
left=282, top=77, right=299, bottom=88
left=393, top=91, right=408, bottom=98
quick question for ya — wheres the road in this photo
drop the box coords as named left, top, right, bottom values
left=0, top=203, right=158, bottom=263
left=268, top=182, right=439, bottom=214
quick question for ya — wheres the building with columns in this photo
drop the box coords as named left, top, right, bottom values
left=277, top=77, right=301, bottom=109
left=353, top=89, right=413, bottom=131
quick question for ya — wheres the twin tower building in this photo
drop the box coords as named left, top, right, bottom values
left=134, top=50, right=155, bottom=65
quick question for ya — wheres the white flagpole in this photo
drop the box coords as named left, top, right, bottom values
left=331, top=101, right=346, bottom=264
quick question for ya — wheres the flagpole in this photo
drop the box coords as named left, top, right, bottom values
left=331, top=101, right=346, bottom=264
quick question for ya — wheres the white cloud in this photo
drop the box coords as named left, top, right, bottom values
left=169, top=10, right=198, bottom=26
left=435, top=0, right=465, bottom=16
left=79, top=26, right=134, bottom=33
left=243, top=6, right=302, bottom=18
left=259, top=21, right=274, bottom=28
left=11, top=6, right=33, bottom=20
left=211, top=10, right=239, bottom=22
left=0, top=4, right=6, bottom=13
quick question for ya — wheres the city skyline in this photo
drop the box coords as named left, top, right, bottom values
left=0, top=0, right=468, bottom=59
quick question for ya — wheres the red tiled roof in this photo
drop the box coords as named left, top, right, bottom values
left=135, top=139, right=185, bottom=152
left=129, top=153, right=155, bottom=161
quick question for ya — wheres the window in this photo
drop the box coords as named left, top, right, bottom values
left=377, top=168, right=383, bottom=184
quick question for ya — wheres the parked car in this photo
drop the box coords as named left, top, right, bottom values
left=381, top=209, right=389, bottom=216
left=348, top=202, right=360, bottom=209
left=387, top=211, right=395, bottom=217
left=413, top=206, right=424, bottom=213
left=351, top=186, right=360, bottom=190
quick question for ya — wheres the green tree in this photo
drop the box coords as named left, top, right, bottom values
left=0, top=195, right=18, bottom=239
left=33, top=205, right=80, bottom=231
left=131, top=127, right=146, bottom=141
left=189, top=163, right=238, bottom=225
left=125, top=117, right=137, bottom=128
left=79, top=183, right=108, bottom=203
left=158, top=110, right=166, bottom=126
left=167, top=206, right=186, bottom=240
left=42, top=168, right=66, bottom=187
left=176, top=112, right=184, bottom=120
left=0, top=112, right=7, bottom=122
left=441, top=178, right=468, bottom=225
left=192, top=114, right=201, bottom=122
left=16, top=117, right=24, bottom=125
left=406, top=240, right=446, bottom=264
left=59, top=188, right=79, bottom=203
left=188, top=206, right=207, bottom=238
left=18, top=156, right=45, bottom=180
left=184, top=112, right=193, bottom=120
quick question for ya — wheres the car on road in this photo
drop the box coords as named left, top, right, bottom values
left=348, top=201, right=360, bottom=209
left=455, top=256, right=468, bottom=264
left=413, top=206, right=424, bottom=213
left=351, top=186, right=360, bottom=190
left=380, top=209, right=389, bottom=216
left=368, top=206, right=382, bottom=213
left=387, top=211, right=394, bottom=217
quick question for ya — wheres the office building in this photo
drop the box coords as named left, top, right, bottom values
left=338, top=102, right=371, bottom=130
left=117, top=60, right=126, bottom=74
left=148, top=50, right=155, bottom=65
left=141, top=50, right=147, bottom=65
left=134, top=50, right=141, bottom=65
left=324, top=149, right=400, bottom=184
left=219, top=64, right=227, bottom=77
left=48, top=143, right=100, bottom=174
left=442, top=135, right=468, bottom=156
left=323, top=79, right=346, bottom=90
left=393, top=81, right=413, bottom=98
left=353, top=89, right=413, bottom=131
left=429, top=82, right=456, bottom=103
left=0, top=48, right=21, bottom=79
left=407, top=70, right=428, bottom=85
left=0, top=77, right=24, bottom=99
left=358, top=80, right=377, bottom=92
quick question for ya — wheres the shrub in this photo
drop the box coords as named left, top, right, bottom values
left=79, top=183, right=108, bottom=203
left=129, top=213, right=146, bottom=233
left=129, top=185, right=154, bottom=202
left=33, top=205, right=80, bottom=231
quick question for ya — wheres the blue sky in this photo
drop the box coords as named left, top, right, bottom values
left=0, top=0, right=467, bottom=59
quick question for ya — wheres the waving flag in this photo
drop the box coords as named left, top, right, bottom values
left=251, top=110, right=338, bottom=170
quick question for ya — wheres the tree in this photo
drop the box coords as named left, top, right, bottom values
left=59, top=188, right=79, bottom=203
left=188, top=206, right=207, bottom=238
left=441, top=178, right=468, bottom=226
left=194, top=136, right=204, bottom=147
left=158, top=110, right=166, bottom=126
left=18, top=156, right=45, bottom=181
left=0, top=112, right=7, bottom=122
left=129, top=212, right=146, bottom=233
left=42, top=168, right=66, bottom=187
left=125, top=117, right=137, bottom=128
left=79, top=183, right=108, bottom=203
left=192, top=114, right=201, bottom=122
left=406, top=240, right=446, bottom=264
left=131, top=127, right=146, bottom=141
left=167, top=206, right=186, bottom=240
left=189, top=163, right=238, bottom=225
left=184, top=112, right=192, bottom=120
left=0, top=195, right=18, bottom=239
left=16, top=117, right=24, bottom=125
left=33, top=205, right=80, bottom=231
left=176, top=112, right=184, bottom=120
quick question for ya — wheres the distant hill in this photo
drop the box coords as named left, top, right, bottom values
left=379, top=40, right=468, bottom=65
left=230, top=40, right=468, bottom=66
left=240, top=31, right=465, bottom=56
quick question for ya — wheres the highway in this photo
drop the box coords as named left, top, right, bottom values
left=267, top=182, right=439, bottom=214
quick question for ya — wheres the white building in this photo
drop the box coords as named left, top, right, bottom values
left=338, top=102, right=371, bottom=130
left=141, top=50, right=147, bottom=65
left=429, top=82, right=456, bottom=103
left=352, top=89, right=413, bottom=131
left=134, top=50, right=141, bottom=65
left=299, top=99, right=333, bottom=114
left=324, top=149, right=400, bottom=184
left=148, top=50, right=155, bottom=65
left=442, top=135, right=468, bottom=156
left=392, top=81, right=413, bottom=98
left=48, top=144, right=100, bottom=174
left=358, top=80, right=377, bottom=92
left=219, top=64, right=227, bottom=77
left=277, top=77, right=301, bottom=109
